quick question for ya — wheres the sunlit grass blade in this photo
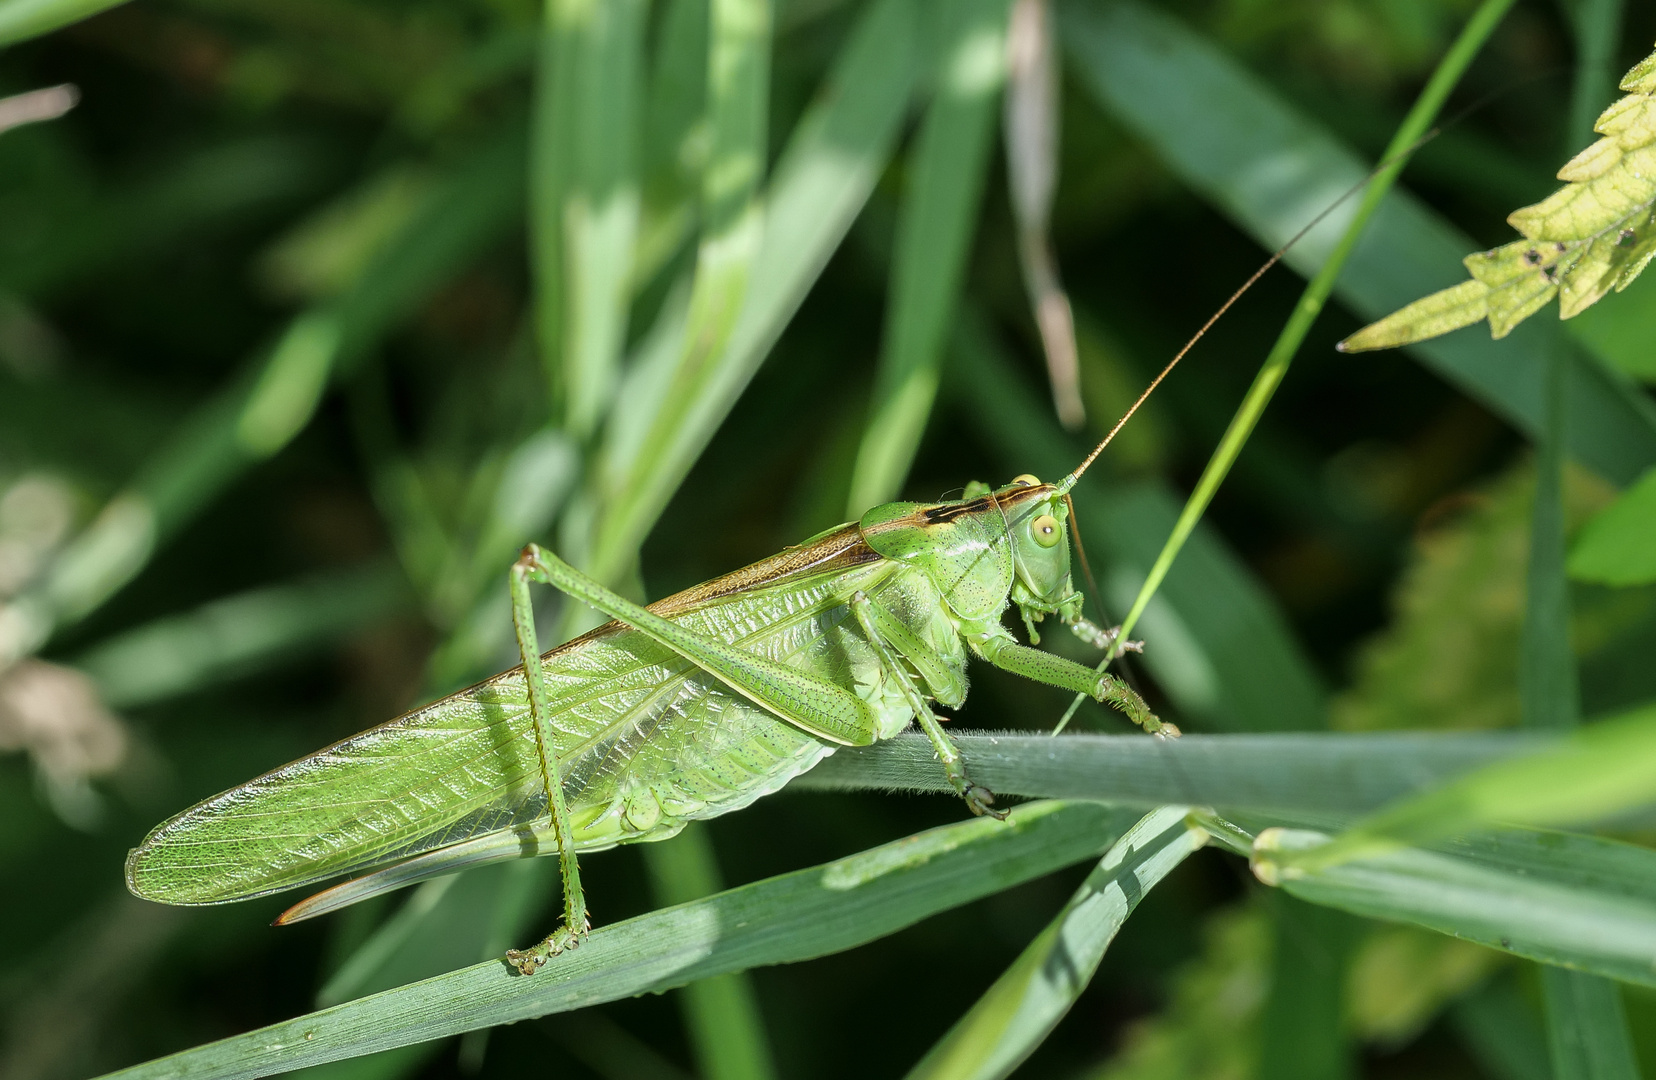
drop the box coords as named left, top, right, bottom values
left=0, top=0, right=119, bottom=43
left=1539, top=967, right=1642, bottom=1080
left=6, top=129, right=525, bottom=662
left=71, top=562, right=410, bottom=709
left=1254, top=701, right=1656, bottom=874
left=1248, top=824, right=1656, bottom=987
left=1061, top=0, right=1656, bottom=486
left=530, top=0, right=645, bottom=440
left=633, top=0, right=710, bottom=291
left=844, top=0, right=1009, bottom=516
left=96, top=800, right=1134, bottom=1080
left=794, top=731, right=1547, bottom=815
left=584, top=0, right=774, bottom=580
left=950, top=318, right=1325, bottom=732
left=588, top=0, right=921, bottom=580
left=643, top=825, right=777, bottom=1080
left=903, top=807, right=1204, bottom=1080
left=1094, top=0, right=1516, bottom=654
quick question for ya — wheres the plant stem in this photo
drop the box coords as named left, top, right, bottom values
left=1054, top=0, right=1518, bottom=733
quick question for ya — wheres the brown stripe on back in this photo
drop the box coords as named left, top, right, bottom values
left=546, top=522, right=882, bottom=658
left=922, top=497, right=997, bottom=525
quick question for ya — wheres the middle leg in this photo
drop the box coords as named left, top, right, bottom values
left=849, top=591, right=1004, bottom=820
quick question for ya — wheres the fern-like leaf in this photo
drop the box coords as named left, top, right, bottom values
left=1340, top=41, right=1656, bottom=352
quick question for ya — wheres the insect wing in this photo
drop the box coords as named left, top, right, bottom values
left=127, top=526, right=891, bottom=907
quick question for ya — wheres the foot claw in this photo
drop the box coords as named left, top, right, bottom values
left=1101, top=624, right=1144, bottom=655
left=965, top=785, right=1009, bottom=821
left=504, top=916, right=592, bottom=976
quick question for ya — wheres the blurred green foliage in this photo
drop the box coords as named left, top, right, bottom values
left=2, top=0, right=1656, bottom=1079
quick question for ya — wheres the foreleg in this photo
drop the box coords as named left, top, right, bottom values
left=976, top=630, right=1176, bottom=736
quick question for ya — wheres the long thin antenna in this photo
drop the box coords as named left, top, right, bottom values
left=1058, top=126, right=1444, bottom=493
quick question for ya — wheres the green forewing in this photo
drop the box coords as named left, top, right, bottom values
left=126, top=526, right=910, bottom=905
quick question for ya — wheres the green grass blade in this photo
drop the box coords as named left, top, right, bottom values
left=1541, top=967, right=1642, bottom=1080
left=71, top=562, right=410, bottom=709
left=845, top=0, right=1009, bottom=516
left=1569, top=464, right=1656, bottom=585
left=634, top=0, right=710, bottom=290
left=1522, top=339, right=1581, bottom=731
left=1257, top=701, right=1656, bottom=872
left=1563, top=0, right=1628, bottom=149
left=951, top=318, right=1326, bottom=732
left=96, top=800, right=1132, bottom=1080
left=532, top=0, right=646, bottom=440
left=1451, top=975, right=1552, bottom=1080
left=1102, top=0, right=1516, bottom=649
left=644, top=826, right=777, bottom=1080
left=1536, top=27, right=1643, bottom=1073
left=1253, top=825, right=1656, bottom=987
left=795, top=731, right=1547, bottom=815
left=1257, top=897, right=1357, bottom=1080
left=0, top=0, right=129, bottom=47
left=903, top=806, right=1205, bottom=1080
left=1061, top=0, right=1656, bottom=486
left=588, top=0, right=775, bottom=578
left=590, top=0, right=920, bottom=578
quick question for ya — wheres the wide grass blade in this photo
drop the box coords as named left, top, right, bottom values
left=903, top=806, right=1205, bottom=1080
left=1540, top=967, right=1642, bottom=1080
left=588, top=0, right=921, bottom=579
left=845, top=0, right=1009, bottom=516
left=95, top=800, right=1134, bottom=1080
left=794, top=731, right=1546, bottom=815
left=585, top=0, right=773, bottom=579
left=1249, top=824, right=1656, bottom=988
left=535, top=0, right=645, bottom=440
left=1061, top=0, right=1656, bottom=487
left=1236, top=701, right=1656, bottom=873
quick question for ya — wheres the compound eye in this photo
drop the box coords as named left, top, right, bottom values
left=1031, top=514, right=1061, bottom=548
left=1012, top=473, right=1041, bottom=488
